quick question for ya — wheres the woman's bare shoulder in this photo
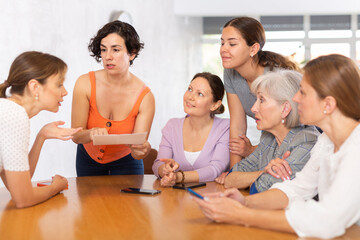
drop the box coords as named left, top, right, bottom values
left=130, top=73, right=147, bottom=88
left=74, top=72, right=92, bottom=94
left=76, top=72, right=91, bottom=83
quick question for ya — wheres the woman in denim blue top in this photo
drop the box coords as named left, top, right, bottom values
left=224, top=70, right=319, bottom=194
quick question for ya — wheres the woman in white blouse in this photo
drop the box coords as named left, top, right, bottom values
left=0, top=51, right=81, bottom=208
left=193, top=54, right=360, bottom=239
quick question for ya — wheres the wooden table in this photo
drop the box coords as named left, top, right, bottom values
left=0, top=175, right=359, bottom=240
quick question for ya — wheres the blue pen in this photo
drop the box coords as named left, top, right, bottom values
left=186, top=187, right=204, bottom=199
left=226, top=168, right=233, bottom=176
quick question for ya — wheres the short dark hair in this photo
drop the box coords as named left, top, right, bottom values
left=88, top=20, right=144, bottom=65
left=191, top=72, right=225, bottom=117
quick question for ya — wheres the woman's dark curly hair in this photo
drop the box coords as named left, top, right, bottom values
left=88, top=20, right=144, bottom=65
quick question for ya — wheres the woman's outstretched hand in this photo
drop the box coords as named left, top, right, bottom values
left=39, top=121, right=82, bottom=141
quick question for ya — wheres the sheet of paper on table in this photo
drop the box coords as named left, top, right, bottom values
left=93, top=132, right=147, bottom=145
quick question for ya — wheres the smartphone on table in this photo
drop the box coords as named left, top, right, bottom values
left=120, top=188, right=161, bottom=195
left=172, top=182, right=206, bottom=190
left=186, top=187, right=204, bottom=199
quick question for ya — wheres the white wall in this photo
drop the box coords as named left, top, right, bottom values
left=5, top=0, right=352, bottom=185
left=0, top=0, right=202, bottom=182
left=174, top=0, right=360, bottom=16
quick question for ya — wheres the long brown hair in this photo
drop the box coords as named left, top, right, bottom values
left=224, top=17, right=300, bottom=71
left=0, top=51, right=67, bottom=98
left=191, top=72, right=225, bottom=117
left=304, top=54, right=360, bottom=120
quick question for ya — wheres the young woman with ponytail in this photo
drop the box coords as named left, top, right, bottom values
left=0, top=51, right=81, bottom=208
left=219, top=17, right=300, bottom=170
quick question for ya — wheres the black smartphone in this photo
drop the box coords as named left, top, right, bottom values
left=186, top=187, right=204, bottom=199
left=120, top=188, right=161, bottom=195
left=172, top=182, right=206, bottom=190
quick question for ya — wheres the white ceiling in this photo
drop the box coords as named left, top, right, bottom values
left=174, top=0, right=360, bottom=16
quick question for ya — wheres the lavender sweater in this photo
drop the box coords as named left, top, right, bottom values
left=152, top=116, right=230, bottom=182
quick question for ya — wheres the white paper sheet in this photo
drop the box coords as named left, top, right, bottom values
left=92, top=132, right=147, bottom=145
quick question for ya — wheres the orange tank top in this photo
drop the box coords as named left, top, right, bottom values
left=83, top=71, right=150, bottom=164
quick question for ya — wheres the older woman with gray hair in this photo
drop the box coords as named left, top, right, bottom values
left=222, top=70, right=319, bottom=194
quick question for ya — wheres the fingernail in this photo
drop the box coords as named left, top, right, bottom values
left=204, top=197, right=209, bottom=201
left=287, top=176, right=290, bottom=180
left=220, top=193, right=224, bottom=197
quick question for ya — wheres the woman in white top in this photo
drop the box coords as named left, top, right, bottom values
left=193, top=54, right=360, bottom=239
left=0, top=51, right=81, bottom=208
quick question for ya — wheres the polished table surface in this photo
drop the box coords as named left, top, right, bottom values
left=0, top=175, right=359, bottom=240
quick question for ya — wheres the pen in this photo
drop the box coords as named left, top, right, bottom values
left=186, top=187, right=204, bottom=199
left=226, top=168, right=233, bottom=176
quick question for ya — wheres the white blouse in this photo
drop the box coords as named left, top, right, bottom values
left=184, top=150, right=201, bottom=166
left=272, top=124, right=360, bottom=239
left=0, top=99, right=30, bottom=172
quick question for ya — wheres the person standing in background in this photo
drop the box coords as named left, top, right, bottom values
left=220, top=17, right=300, bottom=169
left=72, top=21, right=155, bottom=176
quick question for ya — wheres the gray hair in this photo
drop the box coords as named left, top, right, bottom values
left=251, top=70, right=302, bottom=128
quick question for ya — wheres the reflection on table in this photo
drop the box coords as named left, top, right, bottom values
left=0, top=175, right=359, bottom=240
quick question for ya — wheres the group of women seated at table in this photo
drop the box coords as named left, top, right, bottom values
left=0, top=16, right=359, bottom=239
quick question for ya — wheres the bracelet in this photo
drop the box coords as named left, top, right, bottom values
left=178, top=170, right=185, bottom=184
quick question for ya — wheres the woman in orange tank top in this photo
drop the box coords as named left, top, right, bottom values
left=71, top=21, right=155, bottom=176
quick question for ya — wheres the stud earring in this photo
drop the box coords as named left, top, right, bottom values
left=323, top=110, right=327, bottom=114
left=281, top=119, right=285, bottom=124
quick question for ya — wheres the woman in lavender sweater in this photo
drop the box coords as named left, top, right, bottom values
left=152, top=72, right=230, bottom=186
